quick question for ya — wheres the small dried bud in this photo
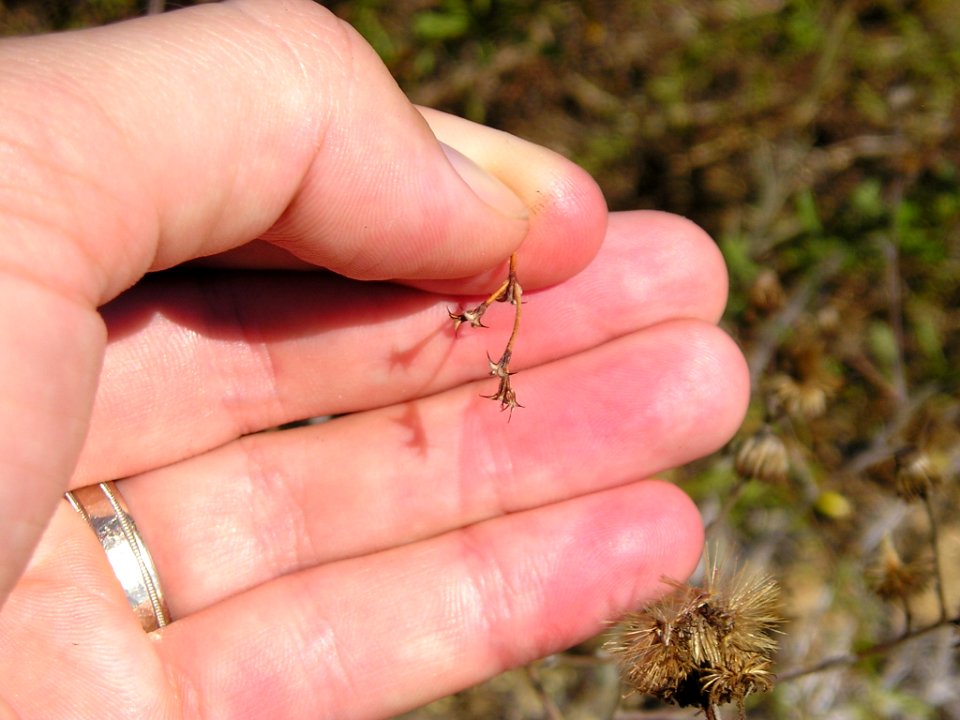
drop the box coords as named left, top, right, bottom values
left=748, top=268, right=785, bottom=313
left=894, top=447, right=942, bottom=500
left=606, top=559, right=780, bottom=715
left=868, top=535, right=932, bottom=602
left=448, top=304, right=488, bottom=332
left=735, top=426, right=789, bottom=483
left=487, top=350, right=513, bottom=379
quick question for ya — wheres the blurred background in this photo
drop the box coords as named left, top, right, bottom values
left=2, top=1, right=958, bottom=717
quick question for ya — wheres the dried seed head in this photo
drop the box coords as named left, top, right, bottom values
left=767, top=373, right=831, bottom=420
left=606, top=559, right=780, bottom=714
left=735, top=426, right=789, bottom=483
left=482, top=374, right=522, bottom=418
left=868, top=534, right=932, bottom=602
left=893, top=447, right=942, bottom=500
left=701, top=659, right=776, bottom=707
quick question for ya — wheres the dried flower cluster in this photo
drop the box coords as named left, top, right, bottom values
left=767, top=372, right=832, bottom=420
left=763, top=333, right=839, bottom=423
left=606, top=560, right=781, bottom=720
left=448, top=252, right=523, bottom=416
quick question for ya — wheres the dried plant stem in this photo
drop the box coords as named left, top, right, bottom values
left=778, top=613, right=960, bottom=682
left=525, top=664, right=565, bottom=720
left=882, top=235, right=908, bottom=404
left=614, top=711, right=707, bottom=720
left=745, top=254, right=841, bottom=385
left=901, top=595, right=914, bottom=633
left=705, top=476, right=748, bottom=536
left=448, top=252, right=524, bottom=416
left=922, top=493, right=949, bottom=622
left=840, top=384, right=938, bottom=475
left=482, top=278, right=512, bottom=315
left=500, top=253, right=523, bottom=368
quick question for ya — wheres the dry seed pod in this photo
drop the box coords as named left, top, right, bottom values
left=606, top=560, right=780, bottom=717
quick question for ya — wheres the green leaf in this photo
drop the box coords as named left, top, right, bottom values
left=413, top=10, right=471, bottom=42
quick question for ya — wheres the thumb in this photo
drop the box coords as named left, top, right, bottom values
left=2, top=0, right=535, bottom=305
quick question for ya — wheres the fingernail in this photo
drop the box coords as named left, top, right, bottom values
left=441, top=142, right=528, bottom=219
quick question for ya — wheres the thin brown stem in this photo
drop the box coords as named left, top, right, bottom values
left=881, top=235, right=908, bottom=404
left=778, top=613, right=960, bottom=681
left=922, top=493, right=949, bottom=622
left=504, top=253, right=523, bottom=356
left=902, top=595, right=914, bottom=634
left=525, top=664, right=565, bottom=720
left=484, top=276, right=512, bottom=309
left=705, top=477, right=748, bottom=537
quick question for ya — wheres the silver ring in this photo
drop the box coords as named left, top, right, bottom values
left=65, top=481, right=171, bottom=632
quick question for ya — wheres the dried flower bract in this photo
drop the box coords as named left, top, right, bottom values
left=605, top=558, right=781, bottom=719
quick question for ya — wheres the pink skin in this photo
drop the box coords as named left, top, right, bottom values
left=0, top=1, right=748, bottom=718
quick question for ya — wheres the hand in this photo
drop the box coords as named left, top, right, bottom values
left=0, top=2, right=749, bottom=718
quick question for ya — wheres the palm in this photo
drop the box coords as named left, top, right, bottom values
left=0, top=212, right=743, bottom=719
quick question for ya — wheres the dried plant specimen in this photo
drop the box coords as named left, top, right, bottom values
left=606, top=559, right=781, bottom=720
left=448, top=252, right=523, bottom=417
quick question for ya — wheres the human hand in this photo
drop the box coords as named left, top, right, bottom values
left=0, top=2, right=748, bottom=718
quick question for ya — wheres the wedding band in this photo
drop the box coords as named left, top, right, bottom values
left=65, top=481, right=170, bottom=632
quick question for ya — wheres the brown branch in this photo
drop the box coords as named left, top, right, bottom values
left=922, top=494, right=949, bottom=622
left=777, top=614, right=960, bottom=682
